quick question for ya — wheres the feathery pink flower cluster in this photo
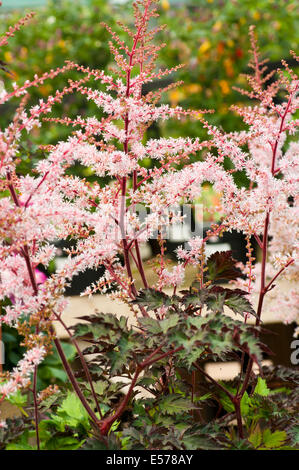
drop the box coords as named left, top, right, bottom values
left=0, top=346, right=46, bottom=398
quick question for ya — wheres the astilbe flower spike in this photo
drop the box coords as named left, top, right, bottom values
left=0, top=14, right=93, bottom=410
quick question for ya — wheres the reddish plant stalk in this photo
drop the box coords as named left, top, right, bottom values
left=7, top=174, right=41, bottom=447
left=232, top=89, right=295, bottom=439
left=7, top=175, right=103, bottom=434
left=99, top=345, right=183, bottom=436
left=118, top=1, right=151, bottom=301
left=0, top=324, right=2, bottom=375
left=32, top=365, right=40, bottom=450
left=53, top=337, right=100, bottom=425
left=52, top=312, right=103, bottom=419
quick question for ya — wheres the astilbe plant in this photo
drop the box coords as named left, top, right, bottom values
left=0, top=0, right=298, bottom=450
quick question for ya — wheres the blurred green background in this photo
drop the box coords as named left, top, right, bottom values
left=1, top=0, right=298, bottom=144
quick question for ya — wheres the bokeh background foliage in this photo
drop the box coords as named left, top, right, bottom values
left=0, top=0, right=298, bottom=143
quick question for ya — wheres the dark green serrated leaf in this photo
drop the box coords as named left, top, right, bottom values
left=133, top=288, right=172, bottom=310
left=158, top=394, right=197, bottom=415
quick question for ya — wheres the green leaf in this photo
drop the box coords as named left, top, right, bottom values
left=133, top=288, right=172, bottom=310
left=249, top=427, right=263, bottom=448
left=44, top=341, right=76, bottom=365
left=58, top=392, right=88, bottom=420
left=50, top=392, right=90, bottom=431
left=108, top=340, right=134, bottom=373
left=160, top=314, right=180, bottom=334
left=194, top=392, right=212, bottom=402
left=72, top=312, right=129, bottom=344
left=45, top=436, right=84, bottom=450
left=82, top=440, right=107, bottom=450
left=206, top=291, right=226, bottom=313
left=138, top=317, right=162, bottom=335
left=262, top=429, right=287, bottom=449
left=224, top=289, right=256, bottom=317
left=40, top=365, right=68, bottom=382
left=240, top=391, right=250, bottom=416
left=288, top=424, right=299, bottom=447
left=254, top=377, right=270, bottom=397
left=82, top=435, right=121, bottom=450
left=158, top=394, right=197, bottom=415
left=5, top=430, right=36, bottom=450
left=6, top=389, right=27, bottom=409
left=6, top=442, right=36, bottom=450
left=220, top=390, right=250, bottom=416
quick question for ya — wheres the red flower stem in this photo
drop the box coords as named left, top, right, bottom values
left=7, top=172, right=20, bottom=207
left=192, top=362, right=234, bottom=401
left=7, top=175, right=102, bottom=434
left=99, top=345, right=182, bottom=436
left=103, top=263, right=135, bottom=299
left=233, top=400, right=244, bottom=439
left=99, top=364, right=141, bottom=436
left=53, top=337, right=100, bottom=425
left=118, top=2, right=151, bottom=301
left=0, top=324, right=2, bottom=375
left=134, top=240, right=149, bottom=288
left=271, top=90, right=295, bottom=174
left=24, top=171, right=49, bottom=208
left=264, top=258, right=294, bottom=293
left=32, top=366, right=40, bottom=450
left=234, top=92, right=296, bottom=438
left=128, top=244, right=139, bottom=267
left=253, top=233, right=263, bottom=249
left=7, top=174, right=41, bottom=446
left=52, top=312, right=103, bottom=419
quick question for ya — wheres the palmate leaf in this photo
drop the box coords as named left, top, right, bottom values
left=254, top=377, right=271, bottom=397
left=236, top=329, right=263, bottom=363
left=107, top=333, right=138, bottom=373
left=182, top=284, right=257, bottom=319
left=182, top=434, right=222, bottom=450
left=122, top=423, right=184, bottom=450
left=75, top=312, right=128, bottom=331
left=271, top=365, right=299, bottom=386
left=180, top=287, right=210, bottom=308
left=207, top=286, right=257, bottom=318
left=160, top=314, right=180, bottom=334
left=248, top=427, right=263, bottom=448
left=51, top=392, right=90, bottom=431
left=82, top=434, right=121, bottom=450
left=213, top=316, right=260, bottom=361
left=72, top=312, right=130, bottom=344
left=158, top=394, right=198, bottom=416
left=172, top=312, right=263, bottom=368
left=223, top=290, right=257, bottom=318
left=205, top=291, right=226, bottom=313
left=205, top=250, right=241, bottom=282
left=262, top=429, right=288, bottom=449
left=138, top=316, right=162, bottom=335
left=182, top=421, right=232, bottom=450
left=133, top=288, right=173, bottom=310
